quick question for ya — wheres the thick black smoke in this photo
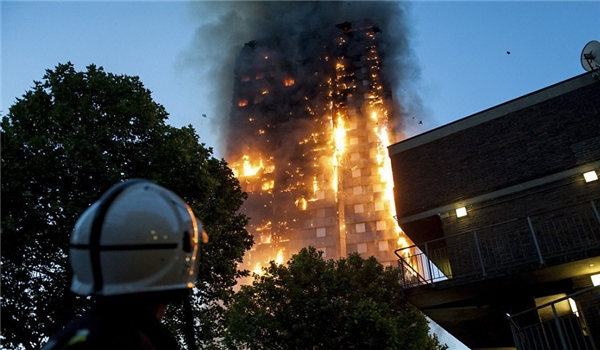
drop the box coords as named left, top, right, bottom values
left=183, top=1, right=422, bottom=154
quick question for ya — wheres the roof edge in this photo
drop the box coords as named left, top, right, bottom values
left=389, top=72, right=599, bottom=155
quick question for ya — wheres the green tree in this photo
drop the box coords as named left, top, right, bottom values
left=224, top=247, right=448, bottom=350
left=1, top=62, right=253, bottom=349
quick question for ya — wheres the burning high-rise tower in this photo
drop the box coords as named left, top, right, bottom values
left=226, top=20, right=412, bottom=274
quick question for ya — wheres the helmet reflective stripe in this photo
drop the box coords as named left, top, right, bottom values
left=70, top=243, right=179, bottom=250
left=88, top=179, right=146, bottom=293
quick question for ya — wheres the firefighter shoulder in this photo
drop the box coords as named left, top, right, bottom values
left=41, top=179, right=203, bottom=350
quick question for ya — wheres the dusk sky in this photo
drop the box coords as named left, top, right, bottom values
left=3, top=1, right=598, bottom=159
left=2, top=1, right=599, bottom=348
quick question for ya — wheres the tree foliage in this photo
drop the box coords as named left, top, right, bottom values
left=1, top=62, right=253, bottom=349
left=224, top=247, right=448, bottom=350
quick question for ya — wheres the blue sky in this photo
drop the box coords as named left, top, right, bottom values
left=3, top=1, right=598, bottom=160
left=3, top=1, right=598, bottom=348
left=410, top=1, right=599, bottom=131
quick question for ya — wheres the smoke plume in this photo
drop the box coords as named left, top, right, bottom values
left=183, top=1, right=421, bottom=155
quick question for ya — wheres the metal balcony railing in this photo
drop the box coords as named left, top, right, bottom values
left=394, top=199, right=600, bottom=288
left=508, top=286, right=600, bottom=350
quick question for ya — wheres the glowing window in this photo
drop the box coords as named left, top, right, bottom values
left=356, top=223, right=366, bottom=233
left=284, top=77, right=295, bottom=86
left=351, top=153, right=360, bottom=161
left=373, top=184, right=383, bottom=192
left=316, top=228, right=326, bottom=238
left=357, top=243, right=367, bottom=253
left=374, top=202, right=384, bottom=211
left=295, top=197, right=307, bottom=210
left=262, top=180, right=274, bottom=191
left=316, top=191, right=325, bottom=200
left=353, top=186, right=363, bottom=195
left=238, top=99, right=248, bottom=107
left=354, top=204, right=364, bottom=213
left=378, top=241, right=389, bottom=251
left=376, top=221, right=386, bottom=231
left=456, top=207, right=468, bottom=218
left=350, top=137, right=359, bottom=145
left=352, top=169, right=361, bottom=178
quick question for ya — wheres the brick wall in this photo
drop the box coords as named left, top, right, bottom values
left=389, top=73, right=600, bottom=350
left=390, top=74, right=600, bottom=279
left=391, top=77, right=600, bottom=218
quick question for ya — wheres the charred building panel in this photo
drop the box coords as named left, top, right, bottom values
left=226, top=20, right=410, bottom=274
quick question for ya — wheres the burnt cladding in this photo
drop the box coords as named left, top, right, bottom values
left=227, top=32, right=332, bottom=159
left=227, top=19, right=406, bottom=271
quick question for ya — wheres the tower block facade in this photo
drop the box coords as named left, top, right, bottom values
left=226, top=20, right=410, bottom=274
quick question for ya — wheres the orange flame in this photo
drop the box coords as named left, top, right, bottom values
left=332, top=114, right=347, bottom=195
left=253, top=263, right=263, bottom=276
left=234, top=32, right=425, bottom=285
left=232, top=155, right=264, bottom=178
left=275, top=249, right=285, bottom=265
left=367, top=109, right=414, bottom=256
left=262, top=180, right=275, bottom=191
left=295, top=197, right=308, bottom=211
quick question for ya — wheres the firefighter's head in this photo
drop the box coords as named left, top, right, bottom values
left=69, top=179, right=202, bottom=297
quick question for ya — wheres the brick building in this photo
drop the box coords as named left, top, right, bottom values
left=388, top=72, right=600, bottom=349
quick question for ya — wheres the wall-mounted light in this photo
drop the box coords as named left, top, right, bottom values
left=456, top=207, right=467, bottom=218
left=591, top=273, right=600, bottom=287
left=583, top=170, right=598, bottom=183
left=568, top=298, right=579, bottom=317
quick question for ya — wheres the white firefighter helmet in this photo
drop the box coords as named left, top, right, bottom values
left=69, top=179, right=201, bottom=296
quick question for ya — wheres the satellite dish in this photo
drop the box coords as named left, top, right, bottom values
left=581, top=40, right=600, bottom=72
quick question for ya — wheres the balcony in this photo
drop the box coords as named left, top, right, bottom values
left=509, top=285, right=600, bottom=350
left=394, top=199, right=600, bottom=349
left=395, top=199, right=600, bottom=289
